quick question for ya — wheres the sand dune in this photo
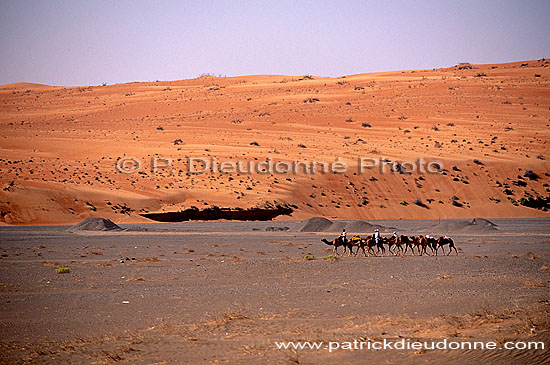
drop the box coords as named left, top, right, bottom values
left=0, top=60, right=549, bottom=224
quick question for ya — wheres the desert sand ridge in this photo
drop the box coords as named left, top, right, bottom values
left=0, top=59, right=549, bottom=224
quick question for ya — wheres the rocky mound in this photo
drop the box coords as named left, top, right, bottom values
left=290, top=217, right=386, bottom=233
left=290, top=217, right=333, bottom=232
left=69, top=217, right=123, bottom=232
left=471, top=218, right=497, bottom=227
left=344, top=220, right=382, bottom=232
left=427, top=218, right=498, bottom=234
left=124, top=226, right=149, bottom=232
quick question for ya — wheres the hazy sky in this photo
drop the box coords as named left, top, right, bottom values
left=1, top=0, right=549, bottom=86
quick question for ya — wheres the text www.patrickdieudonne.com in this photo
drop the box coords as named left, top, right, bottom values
left=274, top=339, right=546, bottom=352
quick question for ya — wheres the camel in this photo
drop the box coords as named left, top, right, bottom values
left=384, top=236, right=396, bottom=255
left=374, top=235, right=386, bottom=256
left=387, top=235, right=407, bottom=256
left=426, top=236, right=438, bottom=255
left=435, top=236, right=458, bottom=256
left=353, top=236, right=377, bottom=257
left=321, top=237, right=353, bottom=256
left=416, top=235, right=436, bottom=256
left=397, top=235, right=413, bottom=256
left=348, top=235, right=363, bottom=256
left=408, top=236, right=420, bottom=255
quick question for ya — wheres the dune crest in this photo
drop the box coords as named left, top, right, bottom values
left=0, top=60, right=549, bottom=224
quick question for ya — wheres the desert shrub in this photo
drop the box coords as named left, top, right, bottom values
left=451, top=200, right=463, bottom=207
left=413, top=198, right=428, bottom=208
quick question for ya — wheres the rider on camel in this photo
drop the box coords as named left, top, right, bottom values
left=374, top=228, right=380, bottom=244
left=340, top=228, right=347, bottom=244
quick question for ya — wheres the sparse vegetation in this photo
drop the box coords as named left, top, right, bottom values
left=303, top=98, right=319, bottom=103
left=413, top=198, right=428, bottom=208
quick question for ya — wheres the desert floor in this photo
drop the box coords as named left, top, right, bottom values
left=1, top=60, right=549, bottom=224
left=0, top=218, right=549, bottom=364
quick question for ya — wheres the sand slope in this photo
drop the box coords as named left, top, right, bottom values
left=0, top=60, right=549, bottom=224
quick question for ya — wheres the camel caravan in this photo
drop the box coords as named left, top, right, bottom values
left=321, top=228, right=458, bottom=257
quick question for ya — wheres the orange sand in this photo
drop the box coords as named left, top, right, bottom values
left=0, top=60, right=549, bottom=224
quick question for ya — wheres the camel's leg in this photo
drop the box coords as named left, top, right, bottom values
left=369, top=246, right=375, bottom=257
